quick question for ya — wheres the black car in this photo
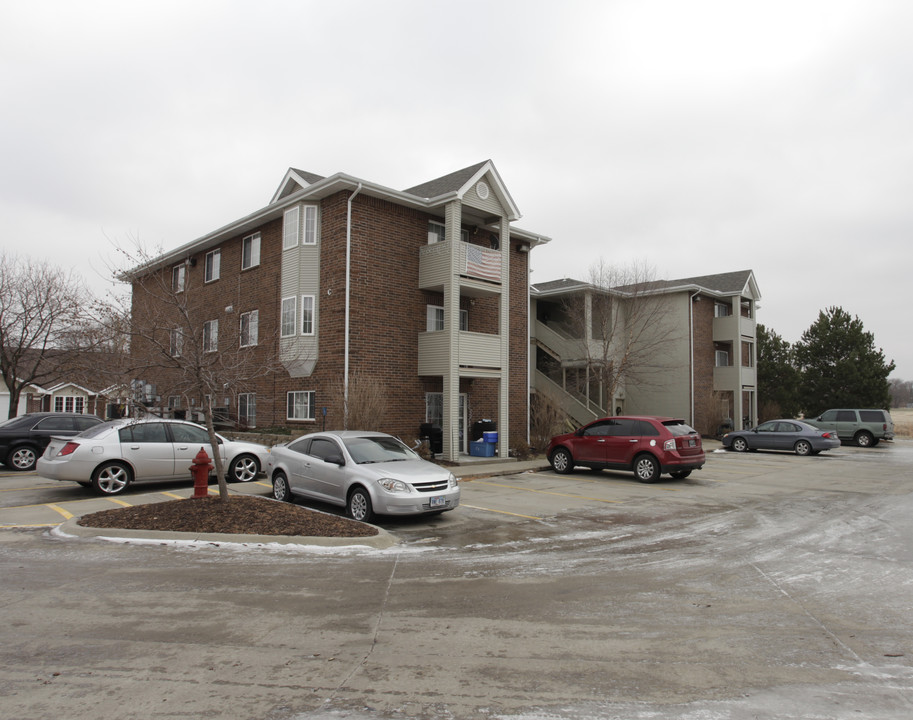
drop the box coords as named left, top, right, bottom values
left=0, top=412, right=103, bottom=471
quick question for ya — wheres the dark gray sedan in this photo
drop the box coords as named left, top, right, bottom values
left=722, top=419, right=841, bottom=456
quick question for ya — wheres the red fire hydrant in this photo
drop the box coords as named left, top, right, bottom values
left=190, top=447, right=214, bottom=499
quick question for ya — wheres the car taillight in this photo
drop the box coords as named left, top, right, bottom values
left=821, top=432, right=833, bottom=439
left=663, top=438, right=676, bottom=451
left=58, top=442, right=80, bottom=457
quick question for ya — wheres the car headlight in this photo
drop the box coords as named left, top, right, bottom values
left=378, top=478, right=410, bottom=493
left=448, top=473, right=459, bottom=488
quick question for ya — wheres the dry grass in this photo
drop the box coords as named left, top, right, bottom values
left=892, top=408, right=913, bottom=439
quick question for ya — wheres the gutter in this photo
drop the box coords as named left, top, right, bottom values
left=344, top=183, right=363, bottom=428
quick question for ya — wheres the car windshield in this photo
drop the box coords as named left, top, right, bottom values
left=0, top=416, right=34, bottom=429
left=344, top=436, right=418, bottom=464
left=662, top=420, right=699, bottom=436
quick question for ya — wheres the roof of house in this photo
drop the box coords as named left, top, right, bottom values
left=403, top=160, right=490, bottom=198
left=533, top=270, right=760, bottom=300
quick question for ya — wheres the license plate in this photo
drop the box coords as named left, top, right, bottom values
left=687, top=439, right=696, bottom=447
left=429, top=496, right=446, bottom=508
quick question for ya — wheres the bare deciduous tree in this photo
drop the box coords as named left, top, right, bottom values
left=0, top=253, right=94, bottom=418
left=112, top=243, right=297, bottom=501
left=560, top=259, right=681, bottom=415
left=327, top=369, right=388, bottom=431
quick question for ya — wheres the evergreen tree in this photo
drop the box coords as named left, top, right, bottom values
left=756, top=323, right=801, bottom=419
left=793, top=307, right=894, bottom=414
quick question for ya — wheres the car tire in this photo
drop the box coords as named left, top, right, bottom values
left=550, top=448, right=574, bottom=474
left=92, top=462, right=132, bottom=495
left=731, top=437, right=748, bottom=453
left=670, top=470, right=691, bottom=479
left=272, top=472, right=292, bottom=502
left=228, top=454, right=259, bottom=483
left=794, top=440, right=812, bottom=456
left=6, top=445, right=38, bottom=471
left=855, top=431, right=875, bottom=448
left=634, top=454, right=660, bottom=483
left=347, top=487, right=374, bottom=523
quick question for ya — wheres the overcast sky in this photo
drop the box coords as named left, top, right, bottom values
left=2, top=0, right=910, bottom=379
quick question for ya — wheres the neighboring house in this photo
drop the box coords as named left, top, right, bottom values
left=531, top=270, right=761, bottom=435
left=1, top=377, right=34, bottom=419
left=126, top=160, right=550, bottom=461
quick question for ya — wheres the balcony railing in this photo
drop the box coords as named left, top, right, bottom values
left=419, top=240, right=502, bottom=291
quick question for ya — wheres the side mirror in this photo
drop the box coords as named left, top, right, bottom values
left=325, top=454, right=345, bottom=467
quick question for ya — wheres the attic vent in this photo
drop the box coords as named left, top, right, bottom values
left=476, top=181, right=489, bottom=200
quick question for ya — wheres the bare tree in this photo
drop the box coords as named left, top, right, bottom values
left=560, top=259, right=681, bottom=414
left=0, top=253, right=95, bottom=418
left=112, top=244, right=295, bottom=501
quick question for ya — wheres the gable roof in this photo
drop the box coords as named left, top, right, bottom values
left=533, top=270, right=760, bottom=300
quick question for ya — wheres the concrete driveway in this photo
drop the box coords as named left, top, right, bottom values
left=2, top=441, right=912, bottom=719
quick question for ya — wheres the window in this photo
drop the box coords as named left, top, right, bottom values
left=287, top=391, right=315, bottom=420
left=714, top=302, right=731, bottom=318
left=742, top=341, right=754, bottom=367
left=53, top=396, right=84, bottom=414
left=303, top=206, right=317, bottom=244
left=172, top=264, right=185, bottom=293
left=283, top=206, right=300, bottom=249
left=715, top=350, right=730, bottom=367
left=203, top=320, right=218, bottom=353
left=240, top=310, right=258, bottom=347
left=281, top=297, right=296, bottom=337
left=238, top=393, right=256, bottom=427
left=427, top=221, right=469, bottom=244
left=170, top=328, right=183, bottom=357
left=426, top=393, right=443, bottom=426
left=301, top=295, right=315, bottom=335
left=119, top=422, right=168, bottom=443
left=242, top=233, right=261, bottom=269
left=426, top=305, right=468, bottom=332
left=168, top=422, right=209, bottom=444
left=167, top=396, right=181, bottom=409
left=204, top=249, right=221, bottom=282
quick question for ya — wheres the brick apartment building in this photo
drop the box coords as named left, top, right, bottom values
left=531, top=270, right=761, bottom=436
left=128, top=160, right=550, bottom=461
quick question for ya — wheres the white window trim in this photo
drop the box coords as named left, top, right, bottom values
left=172, top=264, right=185, bottom=293
left=238, top=393, right=256, bottom=428
left=242, top=232, right=261, bottom=270
left=303, top=205, right=318, bottom=245
left=240, top=310, right=259, bottom=347
left=204, top=249, right=221, bottom=283
left=281, top=296, right=297, bottom=338
left=283, top=206, right=300, bottom=250
left=203, top=319, right=218, bottom=353
left=300, top=295, right=315, bottom=336
left=426, top=305, right=468, bottom=332
left=287, top=390, right=315, bottom=421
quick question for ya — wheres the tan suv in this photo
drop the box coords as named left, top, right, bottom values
left=804, top=409, right=894, bottom=447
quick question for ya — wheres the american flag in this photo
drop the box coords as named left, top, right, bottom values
left=465, top=244, right=501, bottom=282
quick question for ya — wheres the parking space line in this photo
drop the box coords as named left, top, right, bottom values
left=461, top=504, right=541, bottom=519
left=45, top=504, right=74, bottom=520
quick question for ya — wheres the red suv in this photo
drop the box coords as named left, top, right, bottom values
left=547, top=416, right=705, bottom=483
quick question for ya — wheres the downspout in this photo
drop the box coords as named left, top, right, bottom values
left=689, top=291, right=700, bottom=428
left=344, top=183, right=363, bottom=429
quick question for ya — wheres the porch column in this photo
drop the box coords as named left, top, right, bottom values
left=441, top=199, right=462, bottom=461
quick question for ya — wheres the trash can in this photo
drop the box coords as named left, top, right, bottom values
left=419, top=423, right=442, bottom=454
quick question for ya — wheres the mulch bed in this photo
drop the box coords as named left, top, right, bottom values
left=77, top=495, right=378, bottom=538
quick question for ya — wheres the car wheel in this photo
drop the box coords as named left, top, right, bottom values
left=855, top=431, right=874, bottom=448
left=92, top=462, right=132, bottom=495
left=670, top=470, right=691, bottom=479
left=550, top=448, right=574, bottom=474
left=272, top=472, right=292, bottom=502
left=794, top=440, right=812, bottom=456
left=347, top=487, right=374, bottom=523
left=228, top=454, right=260, bottom=482
left=731, top=437, right=748, bottom=453
left=6, top=446, right=38, bottom=471
left=634, top=454, right=660, bottom=483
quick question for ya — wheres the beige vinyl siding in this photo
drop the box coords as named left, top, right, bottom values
left=280, top=242, right=320, bottom=377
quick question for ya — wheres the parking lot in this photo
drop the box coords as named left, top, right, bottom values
left=2, top=441, right=913, bottom=719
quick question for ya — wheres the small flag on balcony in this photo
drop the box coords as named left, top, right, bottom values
left=465, top=244, right=501, bottom=282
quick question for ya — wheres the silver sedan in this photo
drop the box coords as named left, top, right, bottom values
left=37, top=418, right=270, bottom=494
left=267, top=430, right=460, bottom=523
left=722, top=419, right=841, bottom=456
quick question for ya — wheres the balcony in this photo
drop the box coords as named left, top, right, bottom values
left=419, top=240, right=502, bottom=296
left=418, top=330, right=502, bottom=376
left=713, top=364, right=757, bottom=392
left=713, top=313, right=756, bottom=342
